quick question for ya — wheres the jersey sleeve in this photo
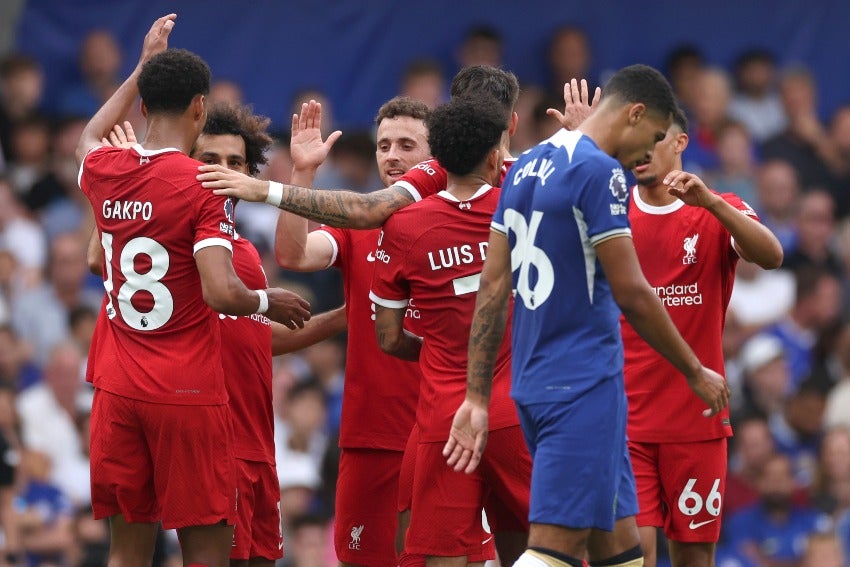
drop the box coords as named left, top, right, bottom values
left=77, top=146, right=109, bottom=196
left=368, top=216, right=411, bottom=309
left=491, top=184, right=509, bottom=235
left=192, top=189, right=235, bottom=255
left=577, top=160, right=631, bottom=246
left=392, top=159, right=447, bottom=201
left=314, top=225, right=345, bottom=268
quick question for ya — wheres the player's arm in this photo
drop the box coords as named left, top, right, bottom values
left=197, top=165, right=414, bottom=229
left=195, top=246, right=311, bottom=329
left=373, top=306, right=422, bottom=361
left=444, top=229, right=512, bottom=474
left=275, top=100, right=341, bottom=270
left=665, top=169, right=783, bottom=269
left=271, top=305, right=346, bottom=356
left=75, top=14, right=175, bottom=164
left=596, top=235, right=729, bottom=415
left=87, top=228, right=103, bottom=275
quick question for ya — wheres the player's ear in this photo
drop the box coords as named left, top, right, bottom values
left=508, top=111, right=519, bottom=136
left=140, top=99, right=148, bottom=119
left=191, top=94, right=206, bottom=121
left=627, top=103, right=646, bottom=126
left=674, top=132, right=690, bottom=154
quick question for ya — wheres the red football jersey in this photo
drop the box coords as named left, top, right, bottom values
left=393, top=157, right=516, bottom=201
left=369, top=185, right=518, bottom=443
left=80, top=145, right=235, bottom=405
left=623, top=188, right=759, bottom=442
left=315, top=226, right=420, bottom=450
left=220, top=233, right=274, bottom=463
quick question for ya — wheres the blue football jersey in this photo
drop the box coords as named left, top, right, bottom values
left=492, top=129, right=632, bottom=404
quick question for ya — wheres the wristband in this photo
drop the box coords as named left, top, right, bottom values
left=265, top=181, right=284, bottom=207
left=255, top=289, right=269, bottom=314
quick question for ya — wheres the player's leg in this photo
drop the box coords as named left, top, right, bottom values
left=658, top=439, right=727, bottom=567
left=178, top=523, right=235, bottom=567
left=243, top=460, right=284, bottom=567
left=90, top=390, right=161, bottom=566
left=626, top=441, right=664, bottom=567
left=334, top=448, right=404, bottom=567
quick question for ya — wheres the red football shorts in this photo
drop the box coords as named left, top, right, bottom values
left=232, top=458, right=283, bottom=561
left=629, top=438, right=728, bottom=543
left=406, top=426, right=530, bottom=558
left=89, top=388, right=236, bottom=530
left=397, top=425, right=495, bottom=564
left=334, top=448, right=404, bottom=566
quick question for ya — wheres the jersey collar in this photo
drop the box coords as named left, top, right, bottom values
left=132, top=143, right=181, bottom=156
left=438, top=184, right=494, bottom=202
left=632, top=184, right=686, bottom=215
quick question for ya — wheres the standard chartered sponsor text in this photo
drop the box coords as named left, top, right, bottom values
left=653, top=282, right=703, bottom=306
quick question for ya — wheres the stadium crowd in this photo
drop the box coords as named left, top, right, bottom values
left=0, top=18, right=848, bottom=567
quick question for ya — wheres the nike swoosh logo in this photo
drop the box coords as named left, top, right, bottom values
left=689, top=519, right=716, bottom=530
left=482, top=536, right=493, bottom=545
left=366, top=252, right=376, bottom=262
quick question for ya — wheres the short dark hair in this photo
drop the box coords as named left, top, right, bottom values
left=375, top=96, right=430, bottom=126
left=138, top=48, right=210, bottom=115
left=200, top=102, right=273, bottom=176
left=450, top=65, right=519, bottom=119
left=0, top=54, right=40, bottom=79
left=427, top=95, right=507, bottom=176
left=671, top=106, right=689, bottom=134
left=602, top=64, right=676, bottom=120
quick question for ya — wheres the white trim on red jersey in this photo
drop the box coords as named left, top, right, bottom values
left=313, top=229, right=340, bottom=268
left=393, top=179, right=422, bottom=202
left=632, top=184, right=686, bottom=215
left=368, top=290, right=408, bottom=309
left=193, top=237, right=233, bottom=254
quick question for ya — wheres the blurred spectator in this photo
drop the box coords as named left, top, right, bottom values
left=664, top=44, right=705, bottom=118
left=823, top=105, right=850, bottom=218
left=313, top=132, right=380, bottom=195
left=800, top=531, right=845, bottom=567
left=547, top=25, right=592, bottom=95
left=811, top=426, right=850, bottom=513
left=706, top=120, right=759, bottom=207
left=208, top=79, right=243, bottom=106
left=783, top=190, right=843, bottom=276
left=728, top=49, right=786, bottom=142
left=824, top=324, right=850, bottom=430
left=25, top=116, right=86, bottom=211
left=511, top=84, right=546, bottom=154
left=530, top=93, right=566, bottom=145
left=838, top=220, right=850, bottom=319
left=15, top=341, right=89, bottom=505
left=725, top=453, right=831, bottom=567
left=0, top=177, right=46, bottom=290
left=762, top=66, right=835, bottom=190
left=13, top=449, right=75, bottom=567
left=455, top=25, right=503, bottom=69
left=11, top=232, right=101, bottom=367
left=58, top=30, right=122, bottom=117
left=7, top=114, right=50, bottom=200
left=399, top=59, right=445, bottom=110
left=681, top=67, right=732, bottom=172
left=738, top=334, right=791, bottom=420
left=755, top=159, right=802, bottom=252
left=300, top=339, right=344, bottom=434
left=282, top=514, right=333, bottom=567
left=0, top=379, right=21, bottom=566
left=0, top=55, right=44, bottom=164
left=761, top=267, right=842, bottom=388
left=770, top=380, right=826, bottom=488
left=729, top=260, right=796, bottom=329
left=0, top=325, right=40, bottom=391
left=725, top=415, right=779, bottom=517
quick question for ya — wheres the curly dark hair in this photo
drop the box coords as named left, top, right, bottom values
left=450, top=66, right=519, bottom=121
left=427, top=95, right=507, bottom=176
left=200, top=102, right=272, bottom=176
left=602, top=64, right=676, bottom=120
left=138, top=48, right=210, bottom=115
left=374, top=96, right=429, bottom=126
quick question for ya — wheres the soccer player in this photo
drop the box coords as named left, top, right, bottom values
left=444, top=65, right=730, bottom=567
left=370, top=95, right=531, bottom=567
left=76, top=15, right=310, bottom=567
left=195, top=66, right=521, bottom=229
left=622, top=108, right=782, bottom=567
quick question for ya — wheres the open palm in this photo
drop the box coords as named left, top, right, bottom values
left=290, top=100, right=342, bottom=171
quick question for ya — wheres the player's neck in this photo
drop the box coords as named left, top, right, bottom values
left=501, top=141, right=514, bottom=160
left=636, top=182, right=677, bottom=207
left=446, top=173, right=491, bottom=200
left=139, top=116, right=197, bottom=154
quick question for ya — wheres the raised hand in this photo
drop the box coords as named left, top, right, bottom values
left=290, top=100, right=342, bottom=172
left=443, top=399, right=489, bottom=474
left=197, top=164, right=270, bottom=202
left=139, top=13, right=176, bottom=67
left=687, top=366, right=731, bottom=417
left=265, top=288, right=311, bottom=330
left=547, top=78, right=601, bottom=130
left=100, top=121, right=137, bottom=149
left=664, top=169, right=720, bottom=209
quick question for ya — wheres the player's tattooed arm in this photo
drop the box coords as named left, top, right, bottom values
left=465, top=230, right=512, bottom=405
left=374, top=305, right=422, bottom=362
left=197, top=164, right=415, bottom=229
